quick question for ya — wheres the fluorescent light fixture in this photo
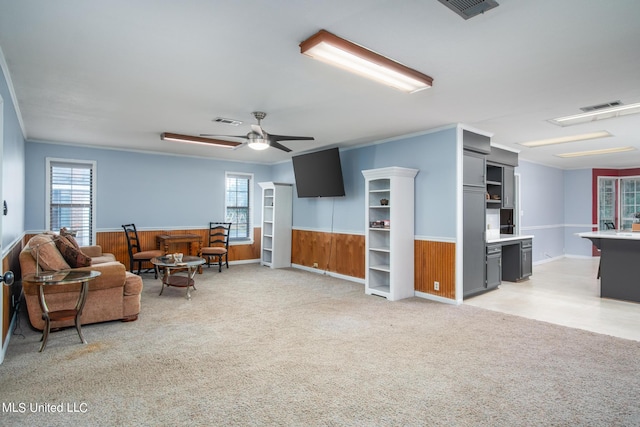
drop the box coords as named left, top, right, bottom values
left=519, top=131, right=612, bottom=147
left=555, top=146, right=636, bottom=158
left=161, top=132, right=240, bottom=149
left=300, top=29, right=433, bottom=93
left=549, top=102, right=640, bottom=127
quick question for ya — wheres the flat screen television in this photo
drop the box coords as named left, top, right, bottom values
left=292, top=147, right=346, bottom=198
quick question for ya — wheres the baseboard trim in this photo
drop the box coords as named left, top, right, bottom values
left=415, top=290, right=459, bottom=305
left=291, top=263, right=365, bottom=284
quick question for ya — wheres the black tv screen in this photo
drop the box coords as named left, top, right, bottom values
left=292, top=147, right=346, bottom=198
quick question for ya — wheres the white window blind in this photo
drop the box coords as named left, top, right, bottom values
left=225, top=172, right=253, bottom=241
left=47, top=159, right=96, bottom=246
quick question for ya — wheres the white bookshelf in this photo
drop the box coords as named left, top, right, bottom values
left=362, top=167, right=418, bottom=301
left=258, top=182, right=293, bottom=268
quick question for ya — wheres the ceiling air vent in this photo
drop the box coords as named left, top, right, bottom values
left=213, top=117, right=243, bottom=126
left=437, top=0, right=499, bottom=20
left=580, top=101, right=622, bottom=112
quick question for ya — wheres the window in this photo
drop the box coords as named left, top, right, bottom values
left=621, top=178, right=640, bottom=230
left=46, top=158, right=97, bottom=246
left=225, top=172, right=253, bottom=242
left=597, top=175, right=640, bottom=231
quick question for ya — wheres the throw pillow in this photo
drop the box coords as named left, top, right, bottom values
left=60, top=228, right=81, bottom=249
left=28, top=234, right=71, bottom=271
left=56, top=236, right=92, bottom=268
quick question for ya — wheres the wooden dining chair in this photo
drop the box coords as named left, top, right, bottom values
left=200, top=222, right=231, bottom=272
left=122, top=224, right=163, bottom=278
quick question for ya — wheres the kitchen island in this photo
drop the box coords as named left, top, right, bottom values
left=578, top=231, right=640, bottom=303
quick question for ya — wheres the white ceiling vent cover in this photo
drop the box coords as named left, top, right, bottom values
left=437, top=0, right=499, bottom=20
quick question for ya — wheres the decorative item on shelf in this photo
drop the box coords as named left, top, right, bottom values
left=486, top=192, right=490, bottom=200
left=383, top=220, right=390, bottom=228
left=491, top=194, right=500, bottom=200
left=380, top=198, right=389, bottom=206
left=370, top=220, right=386, bottom=228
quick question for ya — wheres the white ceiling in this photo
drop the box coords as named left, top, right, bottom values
left=1, top=0, right=639, bottom=168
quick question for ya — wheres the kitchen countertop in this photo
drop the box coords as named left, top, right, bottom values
left=577, top=231, right=640, bottom=240
left=486, top=234, right=535, bottom=244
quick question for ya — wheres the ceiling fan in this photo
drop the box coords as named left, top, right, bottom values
left=201, top=111, right=314, bottom=152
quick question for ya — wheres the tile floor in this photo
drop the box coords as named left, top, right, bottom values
left=464, top=257, right=640, bottom=342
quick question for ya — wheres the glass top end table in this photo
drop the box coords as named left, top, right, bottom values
left=23, top=270, right=101, bottom=352
left=151, top=256, right=205, bottom=300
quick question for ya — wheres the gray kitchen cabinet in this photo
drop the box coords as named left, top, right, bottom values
left=521, top=239, right=532, bottom=279
left=463, top=186, right=487, bottom=297
left=464, top=151, right=486, bottom=187
left=502, top=239, right=532, bottom=282
left=502, top=166, right=515, bottom=209
left=486, top=244, right=502, bottom=289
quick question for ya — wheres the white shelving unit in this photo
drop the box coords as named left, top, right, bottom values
left=363, top=167, right=418, bottom=301
left=258, top=182, right=293, bottom=268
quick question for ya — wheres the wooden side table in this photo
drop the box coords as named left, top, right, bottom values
left=156, top=234, right=202, bottom=256
left=23, top=270, right=101, bottom=352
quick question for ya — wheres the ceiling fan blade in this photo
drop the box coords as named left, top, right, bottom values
left=269, top=141, right=292, bottom=152
left=251, top=124, right=264, bottom=137
left=268, top=134, right=315, bottom=142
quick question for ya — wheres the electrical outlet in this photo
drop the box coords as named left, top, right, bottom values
left=434, top=281, right=440, bottom=291
left=313, top=262, right=318, bottom=268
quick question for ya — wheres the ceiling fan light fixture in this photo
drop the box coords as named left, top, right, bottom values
left=300, top=29, right=433, bottom=93
left=161, top=132, right=239, bottom=149
left=247, top=133, right=270, bottom=151
left=248, top=139, right=270, bottom=150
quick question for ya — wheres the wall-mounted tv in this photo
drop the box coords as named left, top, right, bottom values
left=292, top=147, right=346, bottom=198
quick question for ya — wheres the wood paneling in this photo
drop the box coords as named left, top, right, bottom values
left=98, top=228, right=261, bottom=271
left=292, top=230, right=365, bottom=278
left=415, top=240, right=456, bottom=299
left=3, top=238, right=25, bottom=346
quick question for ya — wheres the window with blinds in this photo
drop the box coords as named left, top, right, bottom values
left=225, top=172, right=253, bottom=242
left=46, top=159, right=96, bottom=246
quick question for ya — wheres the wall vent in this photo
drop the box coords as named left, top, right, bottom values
left=213, top=117, right=243, bottom=126
left=437, top=0, right=499, bottom=20
left=580, top=101, right=623, bottom=112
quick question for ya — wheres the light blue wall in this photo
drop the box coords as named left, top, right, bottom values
left=564, top=169, right=593, bottom=257
left=273, top=128, right=458, bottom=237
left=516, top=160, right=565, bottom=261
left=25, top=127, right=457, bottom=242
left=1, top=65, right=25, bottom=250
left=516, top=161, right=596, bottom=261
left=25, top=142, right=272, bottom=231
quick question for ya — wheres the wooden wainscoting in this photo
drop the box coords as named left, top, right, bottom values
left=292, top=229, right=365, bottom=279
left=3, top=238, right=25, bottom=346
left=415, top=240, right=456, bottom=299
left=98, top=227, right=262, bottom=271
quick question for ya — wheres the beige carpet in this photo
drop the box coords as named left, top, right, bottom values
left=1, top=264, right=639, bottom=426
